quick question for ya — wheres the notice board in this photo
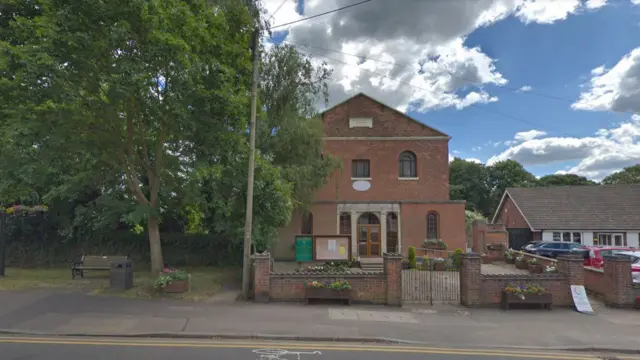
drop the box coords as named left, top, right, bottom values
left=295, top=235, right=313, bottom=262
left=314, top=235, right=350, bottom=261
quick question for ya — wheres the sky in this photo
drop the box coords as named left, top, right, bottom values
left=263, top=0, right=640, bottom=181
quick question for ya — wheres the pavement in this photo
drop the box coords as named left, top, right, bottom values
left=1, top=336, right=638, bottom=360
left=1, top=290, right=640, bottom=354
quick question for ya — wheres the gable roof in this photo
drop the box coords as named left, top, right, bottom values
left=320, top=92, right=450, bottom=138
left=492, top=185, right=640, bottom=231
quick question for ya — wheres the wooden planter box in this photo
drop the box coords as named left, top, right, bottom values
left=424, top=243, right=446, bottom=250
left=515, top=259, right=529, bottom=269
left=305, top=287, right=351, bottom=305
left=482, top=256, right=491, bottom=264
left=162, top=279, right=190, bottom=293
left=433, top=262, right=446, bottom=271
left=487, top=244, right=504, bottom=251
left=528, top=264, right=543, bottom=274
left=501, top=291, right=552, bottom=310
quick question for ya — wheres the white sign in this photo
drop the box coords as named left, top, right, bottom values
left=352, top=180, right=371, bottom=191
left=328, top=239, right=336, bottom=252
left=570, top=285, right=594, bottom=314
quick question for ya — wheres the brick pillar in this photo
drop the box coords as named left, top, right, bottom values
left=460, top=253, right=481, bottom=307
left=383, top=252, right=403, bottom=306
left=252, top=251, right=271, bottom=303
left=557, top=254, right=584, bottom=285
left=557, top=254, right=584, bottom=307
left=603, top=255, right=634, bottom=308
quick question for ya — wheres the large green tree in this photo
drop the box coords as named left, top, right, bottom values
left=258, top=44, right=339, bottom=207
left=0, top=0, right=255, bottom=272
left=537, top=174, right=596, bottom=186
left=487, top=160, right=538, bottom=213
left=602, top=165, right=640, bottom=185
left=449, top=158, right=492, bottom=216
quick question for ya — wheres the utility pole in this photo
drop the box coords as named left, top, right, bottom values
left=0, top=213, right=5, bottom=278
left=241, top=24, right=260, bottom=301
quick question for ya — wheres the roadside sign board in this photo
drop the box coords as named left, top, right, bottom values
left=295, top=235, right=313, bottom=262
left=571, top=285, right=594, bottom=314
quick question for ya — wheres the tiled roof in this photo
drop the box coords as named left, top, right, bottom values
left=504, top=185, right=640, bottom=230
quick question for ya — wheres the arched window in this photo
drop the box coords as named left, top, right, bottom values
left=426, top=211, right=439, bottom=239
left=301, top=212, right=313, bottom=234
left=339, top=212, right=351, bottom=235
left=398, top=151, right=417, bottom=178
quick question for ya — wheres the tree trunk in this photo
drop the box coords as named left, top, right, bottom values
left=147, top=213, right=164, bottom=273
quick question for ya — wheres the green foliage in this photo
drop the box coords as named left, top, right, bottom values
left=327, top=280, right=351, bottom=290
left=537, top=174, right=596, bottom=186
left=602, top=165, right=640, bottom=185
left=449, top=158, right=492, bottom=215
left=450, top=248, right=464, bottom=269
left=408, top=246, right=417, bottom=269
left=154, top=270, right=188, bottom=289
left=423, top=239, right=447, bottom=249
left=465, top=210, right=487, bottom=234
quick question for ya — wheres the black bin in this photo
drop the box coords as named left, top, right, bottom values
left=109, top=260, right=134, bottom=290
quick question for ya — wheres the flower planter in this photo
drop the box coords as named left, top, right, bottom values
left=482, top=256, right=491, bottom=264
left=162, top=279, right=190, bottom=293
left=433, top=262, right=446, bottom=271
left=487, top=244, right=504, bottom=251
left=528, top=264, right=543, bottom=274
left=505, top=257, right=515, bottom=264
left=424, top=244, right=446, bottom=250
left=501, top=291, right=552, bottom=310
left=515, top=259, right=529, bottom=269
left=305, top=287, right=351, bottom=305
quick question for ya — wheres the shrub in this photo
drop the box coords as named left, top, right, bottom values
left=154, top=269, right=188, bottom=289
left=408, top=246, right=417, bottom=269
left=450, top=248, right=464, bottom=269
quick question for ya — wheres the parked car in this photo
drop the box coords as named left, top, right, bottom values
left=578, top=246, right=634, bottom=268
left=522, top=241, right=544, bottom=253
left=614, top=251, right=640, bottom=284
left=531, top=242, right=582, bottom=258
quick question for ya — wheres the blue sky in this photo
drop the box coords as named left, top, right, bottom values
left=265, top=0, right=640, bottom=180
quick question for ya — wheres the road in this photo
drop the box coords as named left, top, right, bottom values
left=0, top=336, right=637, bottom=360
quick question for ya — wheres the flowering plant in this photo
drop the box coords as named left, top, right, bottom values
left=515, top=252, right=526, bottom=262
left=544, top=265, right=557, bottom=273
left=306, top=280, right=324, bottom=288
left=327, top=280, right=351, bottom=290
left=528, top=257, right=540, bottom=265
left=504, top=283, right=546, bottom=299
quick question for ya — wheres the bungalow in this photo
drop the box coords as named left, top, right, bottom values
left=492, top=185, right=640, bottom=250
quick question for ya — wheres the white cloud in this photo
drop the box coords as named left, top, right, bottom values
left=590, top=65, right=606, bottom=76
left=585, top=0, right=608, bottom=9
left=514, top=129, right=547, bottom=141
left=265, top=0, right=605, bottom=113
left=487, top=115, right=640, bottom=180
left=467, top=158, right=483, bottom=164
left=573, top=47, right=640, bottom=114
left=632, top=0, right=640, bottom=5
left=517, top=85, right=533, bottom=92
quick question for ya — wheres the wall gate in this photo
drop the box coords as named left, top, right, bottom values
left=401, top=264, right=460, bottom=305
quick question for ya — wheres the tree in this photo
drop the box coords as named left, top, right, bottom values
left=0, top=0, right=255, bottom=272
left=449, top=158, right=492, bottom=216
left=258, top=44, right=339, bottom=208
left=537, top=174, right=596, bottom=186
left=602, top=165, right=640, bottom=185
left=487, top=160, right=538, bottom=213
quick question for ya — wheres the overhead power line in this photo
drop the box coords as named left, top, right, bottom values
left=295, top=47, right=580, bottom=139
left=271, top=0, right=372, bottom=29
left=288, top=41, right=577, bottom=105
left=267, top=0, right=289, bottom=21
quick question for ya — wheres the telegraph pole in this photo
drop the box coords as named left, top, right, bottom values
left=0, top=213, right=5, bottom=278
left=241, top=21, right=260, bottom=300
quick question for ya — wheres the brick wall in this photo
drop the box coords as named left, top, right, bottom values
left=493, top=194, right=530, bottom=229
left=471, top=220, right=507, bottom=258
left=460, top=254, right=582, bottom=308
left=480, top=275, right=571, bottom=306
left=584, top=267, right=607, bottom=296
left=519, top=252, right=557, bottom=269
left=602, top=255, right=635, bottom=308
left=254, top=252, right=403, bottom=305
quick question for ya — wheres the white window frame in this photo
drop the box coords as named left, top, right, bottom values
left=551, top=231, right=582, bottom=244
left=349, top=117, right=373, bottom=128
left=597, top=233, right=626, bottom=246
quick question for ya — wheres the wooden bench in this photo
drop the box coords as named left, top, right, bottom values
left=72, top=255, right=128, bottom=279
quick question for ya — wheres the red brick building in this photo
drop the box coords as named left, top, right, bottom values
left=273, top=93, right=466, bottom=260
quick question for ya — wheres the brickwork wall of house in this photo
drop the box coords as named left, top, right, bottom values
left=401, top=203, right=466, bottom=256
left=273, top=204, right=337, bottom=261
left=322, top=94, right=446, bottom=137
left=494, top=195, right=530, bottom=229
left=314, top=139, right=450, bottom=202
